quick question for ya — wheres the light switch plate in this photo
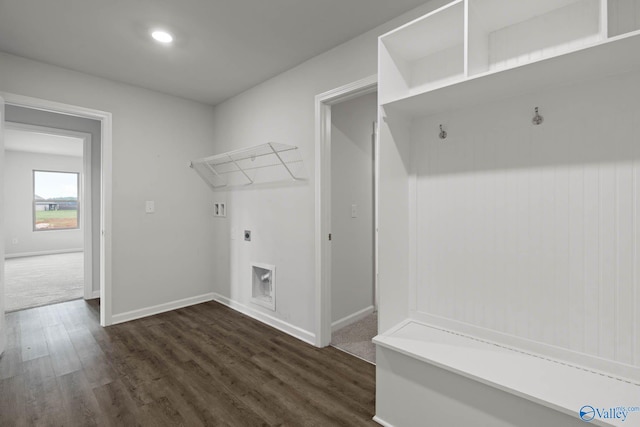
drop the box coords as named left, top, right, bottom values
left=145, top=201, right=155, bottom=214
left=351, top=204, right=358, bottom=218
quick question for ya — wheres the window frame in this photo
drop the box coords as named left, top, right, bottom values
left=32, top=169, right=81, bottom=232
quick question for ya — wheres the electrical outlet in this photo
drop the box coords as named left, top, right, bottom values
left=11, top=238, right=18, bottom=245
left=214, top=202, right=227, bottom=217
left=244, top=230, right=251, bottom=241
left=145, top=201, right=155, bottom=214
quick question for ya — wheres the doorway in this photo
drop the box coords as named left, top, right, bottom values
left=3, top=124, right=92, bottom=311
left=0, top=93, right=113, bottom=329
left=314, top=75, right=379, bottom=362
left=328, top=92, right=378, bottom=363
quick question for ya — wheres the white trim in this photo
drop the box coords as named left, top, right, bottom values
left=82, top=132, right=92, bottom=301
left=372, top=416, right=394, bottom=427
left=1, top=92, right=113, bottom=326
left=0, top=95, right=6, bottom=357
left=315, top=74, right=378, bottom=348
left=4, top=122, right=93, bottom=301
left=111, top=293, right=215, bottom=325
left=373, top=120, right=380, bottom=310
left=212, top=293, right=316, bottom=346
left=5, top=248, right=83, bottom=259
left=90, top=290, right=100, bottom=299
left=331, top=305, right=375, bottom=332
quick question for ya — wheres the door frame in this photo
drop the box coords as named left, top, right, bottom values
left=314, top=74, right=378, bottom=347
left=1, top=92, right=113, bottom=326
left=4, top=122, right=94, bottom=300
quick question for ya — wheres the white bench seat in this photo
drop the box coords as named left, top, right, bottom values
left=374, top=320, right=640, bottom=427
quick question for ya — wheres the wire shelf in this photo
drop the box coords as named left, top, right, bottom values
left=190, top=142, right=306, bottom=189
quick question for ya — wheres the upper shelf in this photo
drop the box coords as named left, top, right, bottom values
left=383, top=28, right=640, bottom=118
left=378, top=0, right=640, bottom=113
left=190, top=142, right=306, bottom=189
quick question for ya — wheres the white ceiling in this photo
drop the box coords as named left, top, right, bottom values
left=0, top=0, right=429, bottom=105
left=5, top=129, right=84, bottom=157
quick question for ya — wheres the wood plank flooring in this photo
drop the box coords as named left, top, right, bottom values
left=0, top=299, right=376, bottom=426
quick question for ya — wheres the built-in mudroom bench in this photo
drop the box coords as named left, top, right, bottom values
left=374, top=320, right=639, bottom=426
left=375, top=1, right=640, bottom=425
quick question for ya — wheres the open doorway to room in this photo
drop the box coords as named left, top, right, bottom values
left=329, top=91, right=378, bottom=363
left=0, top=94, right=112, bottom=330
left=3, top=124, right=91, bottom=312
left=315, top=75, right=378, bottom=364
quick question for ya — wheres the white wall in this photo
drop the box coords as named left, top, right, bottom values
left=411, top=70, right=640, bottom=369
left=208, top=0, right=449, bottom=340
left=0, top=52, right=217, bottom=318
left=4, top=150, right=83, bottom=256
left=331, top=92, right=376, bottom=324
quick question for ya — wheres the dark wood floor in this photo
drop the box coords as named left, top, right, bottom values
left=0, top=299, right=376, bottom=426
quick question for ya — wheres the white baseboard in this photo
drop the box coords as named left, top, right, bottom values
left=5, top=248, right=83, bottom=259
left=372, top=416, right=394, bottom=427
left=332, top=305, right=375, bottom=333
left=111, top=293, right=215, bottom=325
left=211, top=293, right=316, bottom=346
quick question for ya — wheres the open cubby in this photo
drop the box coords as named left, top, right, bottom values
left=376, top=1, right=640, bottom=424
left=379, top=0, right=465, bottom=103
left=608, top=0, right=640, bottom=37
left=468, top=0, right=605, bottom=76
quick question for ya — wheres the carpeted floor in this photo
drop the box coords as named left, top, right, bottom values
left=4, top=252, right=84, bottom=312
left=331, top=311, right=377, bottom=364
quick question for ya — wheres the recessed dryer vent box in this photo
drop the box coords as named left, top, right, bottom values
left=251, top=263, right=276, bottom=311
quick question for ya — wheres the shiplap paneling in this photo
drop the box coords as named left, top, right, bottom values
left=487, top=0, right=602, bottom=72
left=609, top=0, right=640, bottom=37
left=412, top=71, right=640, bottom=368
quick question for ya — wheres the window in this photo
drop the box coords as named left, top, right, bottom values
left=33, top=170, right=80, bottom=231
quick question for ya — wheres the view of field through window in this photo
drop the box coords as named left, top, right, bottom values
left=33, top=170, right=79, bottom=230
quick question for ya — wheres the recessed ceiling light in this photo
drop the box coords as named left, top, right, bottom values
left=151, top=30, right=173, bottom=44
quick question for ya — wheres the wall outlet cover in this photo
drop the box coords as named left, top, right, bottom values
left=244, top=230, right=251, bottom=241
left=214, top=202, right=227, bottom=217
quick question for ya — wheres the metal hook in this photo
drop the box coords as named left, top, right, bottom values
left=439, top=124, right=447, bottom=140
left=532, top=107, right=544, bottom=126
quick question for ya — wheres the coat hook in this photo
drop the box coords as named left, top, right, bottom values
left=532, top=107, right=544, bottom=126
left=439, top=124, right=447, bottom=140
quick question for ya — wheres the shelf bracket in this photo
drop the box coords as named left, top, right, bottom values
left=203, top=161, right=223, bottom=179
left=227, top=154, right=254, bottom=184
left=268, top=142, right=298, bottom=181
